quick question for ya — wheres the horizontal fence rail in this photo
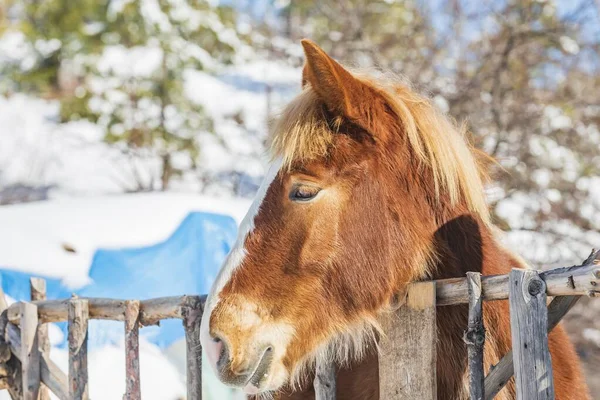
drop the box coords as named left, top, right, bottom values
left=0, top=249, right=597, bottom=399
left=5, top=257, right=599, bottom=327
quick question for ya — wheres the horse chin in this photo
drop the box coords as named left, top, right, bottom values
left=240, top=359, right=290, bottom=396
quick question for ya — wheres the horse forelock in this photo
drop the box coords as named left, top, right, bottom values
left=269, top=71, right=491, bottom=226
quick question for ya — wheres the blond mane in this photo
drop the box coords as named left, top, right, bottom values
left=270, top=73, right=491, bottom=224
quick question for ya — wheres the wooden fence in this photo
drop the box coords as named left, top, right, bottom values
left=0, top=249, right=597, bottom=399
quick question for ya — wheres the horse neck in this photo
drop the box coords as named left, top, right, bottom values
left=427, top=213, right=521, bottom=399
left=429, top=213, right=520, bottom=280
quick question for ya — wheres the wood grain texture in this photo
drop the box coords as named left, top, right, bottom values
left=485, top=250, right=600, bottom=400
left=5, top=312, right=87, bottom=399
left=0, top=286, right=22, bottom=400
left=124, top=300, right=141, bottom=400
left=379, top=281, right=437, bottom=399
left=68, top=299, right=89, bottom=400
left=7, top=295, right=206, bottom=325
left=20, top=302, right=40, bottom=400
left=4, top=259, right=598, bottom=326
left=509, top=269, right=554, bottom=400
left=182, top=296, right=203, bottom=400
left=30, top=277, right=50, bottom=400
left=465, top=272, right=485, bottom=400
left=314, top=360, right=336, bottom=400
left=484, top=250, right=598, bottom=399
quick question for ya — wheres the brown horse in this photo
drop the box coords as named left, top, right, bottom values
left=199, top=40, right=589, bottom=399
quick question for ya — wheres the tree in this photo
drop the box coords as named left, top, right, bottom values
left=2, top=0, right=243, bottom=191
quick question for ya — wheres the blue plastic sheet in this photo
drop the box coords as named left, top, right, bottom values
left=0, top=211, right=237, bottom=348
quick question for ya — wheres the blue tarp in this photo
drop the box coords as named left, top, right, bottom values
left=0, top=211, right=237, bottom=348
left=0, top=270, right=71, bottom=302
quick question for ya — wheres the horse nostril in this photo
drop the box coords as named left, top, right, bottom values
left=215, top=338, right=229, bottom=367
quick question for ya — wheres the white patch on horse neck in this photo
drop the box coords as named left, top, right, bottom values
left=200, top=157, right=284, bottom=344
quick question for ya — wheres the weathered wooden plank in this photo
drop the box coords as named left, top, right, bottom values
left=0, top=286, right=22, bottom=400
left=509, top=269, right=554, bottom=399
left=20, top=302, right=40, bottom=400
left=437, top=274, right=509, bottom=306
left=68, top=299, right=89, bottom=400
left=484, top=249, right=599, bottom=399
left=3, top=260, right=597, bottom=325
left=4, top=258, right=599, bottom=326
left=182, top=297, right=203, bottom=400
left=8, top=298, right=126, bottom=324
left=465, top=272, right=485, bottom=400
left=314, top=360, right=336, bottom=400
left=30, top=277, right=50, bottom=400
left=7, top=295, right=206, bottom=325
left=124, top=300, right=141, bottom=400
left=484, top=295, right=580, bottom=399
left=379, top=281, right=437, bottom=399
left=436, top=255, right=600, bottom=305
left=6, top=322, right=69, bottom=399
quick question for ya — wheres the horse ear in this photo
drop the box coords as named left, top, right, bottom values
left=301, top=39, right=392, bottom=141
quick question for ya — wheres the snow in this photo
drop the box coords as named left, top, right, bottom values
left=97, top=45, right=164, bottom=78
left=0, top=338, right=187, bottom=400
left=559, top=36, right=580, bottom=55
left=0, top=193, right=250, bottom=287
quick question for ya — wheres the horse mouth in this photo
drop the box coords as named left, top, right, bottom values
left=244, top=346, right=274, bottom=393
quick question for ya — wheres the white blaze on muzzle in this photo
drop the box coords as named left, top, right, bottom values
left=200, top=157, right=284, bottom=377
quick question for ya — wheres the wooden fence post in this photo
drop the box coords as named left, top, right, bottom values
left=0, top=286, right=22, bottom=400
left=20, top=302, right=40, bottom=400
left=30, top=277, right=50, bottom=400
left=509, top=269, right=554, bottom=399
left=6, top=321, right=69, bottom=399
left=183, top=296, right=203, bottom=400
left=465, top=272, right=485, bottom=400
left=314, top=360, right=336, bottom=400
left=68, top=299, right=89, bottom=400
left=485, top=249, right=600, bottom=399
left=379, top=281, right=437, bottom=399
left=124, top=300, right=141, bottom=400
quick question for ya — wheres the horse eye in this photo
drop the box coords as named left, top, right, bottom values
left=290, top=186, right=320, bottom=202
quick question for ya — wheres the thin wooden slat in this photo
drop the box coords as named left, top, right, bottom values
left=30, top=277, right=50, bottom=400
left=465, top=272, right=485, bottom=400
left=68, top=299, right=89, bottom=400
left=183, top=297, right=203, bottom=400
left=314, top=360, right=336, bottom=400
left=124, top=300, right=141, bottom=400
left=20, top=302, right=40, bottom=400
left=379, top=281, right=437, bottom=399
left=509, top=269, right=554, bottom=399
